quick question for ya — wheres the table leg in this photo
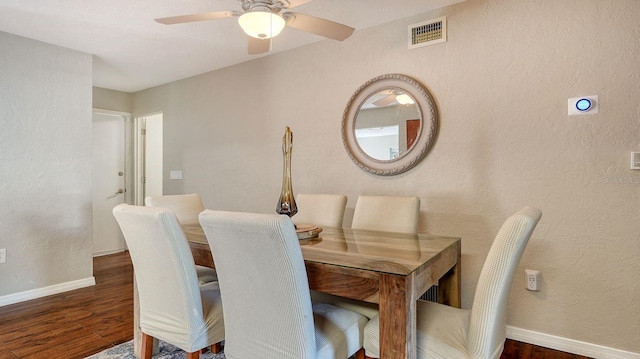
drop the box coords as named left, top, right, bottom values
left=378, top=273, right=417, bottom=359
left=438, top=242, right=461, bottom=308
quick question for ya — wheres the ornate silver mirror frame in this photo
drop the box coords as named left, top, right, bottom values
left=342, top=74, right=438, bottom=176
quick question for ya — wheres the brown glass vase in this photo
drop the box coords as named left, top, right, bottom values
left=276, top=126, right=298, bottom=217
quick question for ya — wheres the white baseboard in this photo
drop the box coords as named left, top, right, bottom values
left=0, top=277, right=96, bottom=307
left=93, top=248, right=126, bottom=257
left=507, top=326, right=640, bottom=359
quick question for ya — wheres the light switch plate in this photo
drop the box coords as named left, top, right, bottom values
left=169, top=170, right=183, bottom=180
left=631, top=152, right=640, bottom=170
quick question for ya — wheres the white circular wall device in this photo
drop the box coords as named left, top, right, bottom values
left=576, top=98, right=592, bottom=112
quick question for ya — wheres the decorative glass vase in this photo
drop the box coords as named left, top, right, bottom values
left=276, top=126, right=298, bottom=217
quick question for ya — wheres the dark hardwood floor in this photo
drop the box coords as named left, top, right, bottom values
left=0, top=252, right=133, bottom=359
left=0, top=252, right=591, bottom=359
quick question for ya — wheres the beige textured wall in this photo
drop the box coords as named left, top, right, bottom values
left=0, top=32, right=94, bottom=297
left=133, top=0, right=640, bottom=354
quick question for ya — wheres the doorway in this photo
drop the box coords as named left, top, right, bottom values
left=135, top=113, right=163, bottom=205
left=92, top=110, right=129, bottom=256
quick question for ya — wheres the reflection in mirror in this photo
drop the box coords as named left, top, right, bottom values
left=342, top=74, right=438, bottom=176
left=355, top=90, right=420, bottom=160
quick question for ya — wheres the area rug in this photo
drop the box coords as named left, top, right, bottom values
left=85, top=340, right=226, bottom=359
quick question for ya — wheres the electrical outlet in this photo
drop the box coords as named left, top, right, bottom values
left=525, top=269, right=540, bottom=291
left=0, top=248, right=6, bottom=264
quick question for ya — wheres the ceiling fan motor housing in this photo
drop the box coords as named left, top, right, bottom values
left=241, top=0, right=290, bottom=13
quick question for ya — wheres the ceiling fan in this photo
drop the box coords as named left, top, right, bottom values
left=155, top=0, right=355, bottom=55
left=369, top=90, right=416, bottom=108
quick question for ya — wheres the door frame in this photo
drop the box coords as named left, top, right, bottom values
left=134, top=112, right=163, bottom=205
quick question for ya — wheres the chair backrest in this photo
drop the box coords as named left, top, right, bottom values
left=145, top=193, right=204, bottom=226
left=467, top=207, right=542, bottom=359
left=351, top=195, right=420, bottom=234
left=293, top=193, right=348, bottom=228
left=112, top=204, right=206, bottom=350
left=199, top=210, right=316, bottom=359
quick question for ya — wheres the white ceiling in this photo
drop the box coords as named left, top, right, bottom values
left=0, top=0, right=463, bottom=93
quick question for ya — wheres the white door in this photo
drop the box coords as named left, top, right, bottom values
left=92, top=111, right=127, bottom=256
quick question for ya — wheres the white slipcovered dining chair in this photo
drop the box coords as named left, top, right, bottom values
left=351, top=195, right=420, bottom=234
left=199, top=210, right=368, bottom=359
left=312, top=195, right=421, bottom=319
left=145, top=193, right=217, bottom=285
left=294, top=193, right=348, bottom=228
left=112, top=204, right=224, bottom=359
left=145, top=193, right=204, bottom=225
left=362, top=207, right=542, bottom=359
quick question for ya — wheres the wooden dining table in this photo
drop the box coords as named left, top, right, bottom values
left=182, top=224, right=461, bottom=359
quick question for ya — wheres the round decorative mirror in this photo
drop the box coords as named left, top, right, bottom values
left=342, top=74, right=438, bottom=175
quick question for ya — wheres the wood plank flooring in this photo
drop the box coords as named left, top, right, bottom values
left=0, top=252, right=133, bottom=359
left=0, top=252, right=592, bottom=359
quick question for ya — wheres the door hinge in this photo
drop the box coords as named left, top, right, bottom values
left=141, top=128, right=146, bottom=136
left=141, top=176, right=146, bottom=184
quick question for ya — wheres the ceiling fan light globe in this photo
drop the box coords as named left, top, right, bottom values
left=396, top=93, right=415, bottom=105
left=238, top=12, right=285, bottom=39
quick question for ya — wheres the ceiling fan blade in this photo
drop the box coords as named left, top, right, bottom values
left=248, top=37, right=271, bottom=55
left=283, top=12, right=354, bottom=41
left=155, top=11, right=237, bottom=25
left=373, top=94, right=397, bottom=107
